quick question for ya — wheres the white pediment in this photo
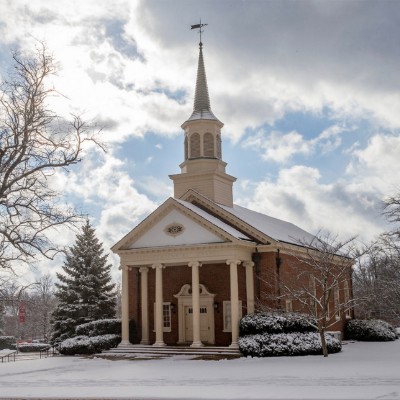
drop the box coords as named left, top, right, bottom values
left=128, top=208, right=226, bottom=249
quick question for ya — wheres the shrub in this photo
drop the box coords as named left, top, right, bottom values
left=240, top=312, right=317, bottom=336
left=0, top=336, right=16, bottom=350
left=76, top=319, right=121, bottom=337
left=58, top=334, right=121, bottom=355
left=345, top=319, right=398, bottom=342
left=17, top=343, right=51, bottom=352
left=75, top=319, right=138, bottom=343
left=239, top=332, right=342, bottom=357
left=59, top=336, right=95, bottom=355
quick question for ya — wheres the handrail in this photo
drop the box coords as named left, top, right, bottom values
left=0, top=350, right=17, bottom=363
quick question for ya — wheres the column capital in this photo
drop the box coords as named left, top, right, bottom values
left=119, top=264, right=130, bottom=271
left=188, top=261, right=202, bottom=268
left=152, top=263, right=165, bottom=270
left=226, top=259, right=242, bottom=266
left=243, top=261, right=255, bottom=268
left=139, top=267, right=149, bottom=273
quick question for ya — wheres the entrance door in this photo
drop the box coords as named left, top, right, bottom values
left=175, top=284, right=216, bottom=345
left=184, top=305, right=210, bottom=343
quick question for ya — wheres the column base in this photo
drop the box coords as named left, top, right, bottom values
left=153, top=341, right=167, bottom=347
left=190, top=341, right=204, bottom=348
left=140, top=339, right=150, bottom=345
left=118, top=340, right=133, bottom=348
left=229, top=342, right=239, bottom=349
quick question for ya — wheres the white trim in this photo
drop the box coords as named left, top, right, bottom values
left=222, top=300, right=242, bottom=332
left=153, top=302, right=172, bottom=333
left=174, top=284, right=215, bottom=344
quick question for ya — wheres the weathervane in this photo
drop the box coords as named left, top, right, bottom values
left=191, top=19, right=208, bottom=46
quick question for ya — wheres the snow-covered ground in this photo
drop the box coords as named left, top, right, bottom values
left=0, top=340, right=399, bottom=400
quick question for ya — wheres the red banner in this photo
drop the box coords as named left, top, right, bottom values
left=18, top=302, right=26, bottom=323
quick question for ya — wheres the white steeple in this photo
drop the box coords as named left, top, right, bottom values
left=169, top=39, right=236, bottom=207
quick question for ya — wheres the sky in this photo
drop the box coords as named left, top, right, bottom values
left=1, top=0, right=400, bottom=282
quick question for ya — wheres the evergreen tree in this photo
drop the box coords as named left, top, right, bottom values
left=51, top=221, right=116, bottom=342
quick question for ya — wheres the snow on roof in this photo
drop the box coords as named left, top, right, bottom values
left=219, top=203, right=316, bottom=246
left=175, top=199, right=253, bottom=241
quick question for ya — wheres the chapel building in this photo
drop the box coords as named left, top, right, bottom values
left=112, top=40, right=353, bottom=348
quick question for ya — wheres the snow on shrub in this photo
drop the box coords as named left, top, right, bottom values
left=240, top=312, right=317, bottom=336
left=75, top=319, right=138, bottom=343
left=0, top=336, right=16, bottom=350
left=345, top=319, right=398, bottom=342
left=239, top=332, right=341, bottom=357
left=17, top=343, right=51, bottom=352
left=75, top=319, right=121, bottom=336
left=58, top=334, right=121, bottom=355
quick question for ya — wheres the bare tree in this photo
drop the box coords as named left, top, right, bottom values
left=273, top=234, right=361, bottom=357
left=353, top=235, right=400, bottom=323
left=0, top=43, right=102, bottom=270
left=30, top=273, right=57, bottom=342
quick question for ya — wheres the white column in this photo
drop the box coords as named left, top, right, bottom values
left=152, top=263, right=166, bottom=347
left=119, top=264, right=132, bottom=347
left=139, top=267, right=150, bottom=345
left=243, top=261, right=255, bottom=314
left=227, top=259, right=241, bottom=348
left=189, top=261, right=203, bottom=348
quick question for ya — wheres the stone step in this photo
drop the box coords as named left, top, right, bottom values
left=103, top=345, right=241, bottom=358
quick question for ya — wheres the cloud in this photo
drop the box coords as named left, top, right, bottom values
left=242, top=124, right=348, bottom=163
left=49, top=148, right=157, bottom=248
left=239, top=164, right=386, bottom=243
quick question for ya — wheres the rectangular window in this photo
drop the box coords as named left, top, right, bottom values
left=334, top=284, right=340, bottom=320
left=285, top=299, right=293, bottom=312
left=344, top=280, right=352, bottom=319
left=309, top=276, right=317, bottom=313
left=223, top=301, right=242, bottom=332
left=153, top=302, right=172, bottom=332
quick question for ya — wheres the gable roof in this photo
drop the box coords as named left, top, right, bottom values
left=180, top=189, right=316, bottom=247
left=218, top=203, right=316, bottom=246
left=175, top=199, right=252, bottom=241
left=111, top=197, right=253, bottom=252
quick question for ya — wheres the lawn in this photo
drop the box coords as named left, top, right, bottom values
left=0, top=339, right=399, bottom=399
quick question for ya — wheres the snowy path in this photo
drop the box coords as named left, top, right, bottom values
left=0, top=340, right=399, bottom=399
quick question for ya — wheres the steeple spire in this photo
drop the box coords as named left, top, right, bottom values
left=186, top=32, right=219, bottom=122
left=170, top=24, right=235, bottom=207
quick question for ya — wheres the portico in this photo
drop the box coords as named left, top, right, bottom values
left=118, top=240, right=255, bottom=348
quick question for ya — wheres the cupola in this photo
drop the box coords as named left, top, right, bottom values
left=169, top=41, right=236, bottom=207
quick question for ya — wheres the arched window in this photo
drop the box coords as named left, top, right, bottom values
left=190, top=132, right=201, bottom=158
left=184, top=136, right=188, bottom=160
left=216, top=134, right=222, bottom=159
left=203, top=132, right=214, bottom=157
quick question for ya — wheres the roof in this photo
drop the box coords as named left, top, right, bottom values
left=175, top=199, right=252, bottom=241
left=185, top=43, right=220, bottom=123
left=219, top=203, right=316, bottom=246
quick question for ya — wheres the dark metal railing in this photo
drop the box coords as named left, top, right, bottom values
left=0, top=351, right=17, bottom=363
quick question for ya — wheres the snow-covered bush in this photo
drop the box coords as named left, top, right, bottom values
left=239, top=332, right=342, bottom=357
left=75, top=319, right=137, bottom=343
left=0, top=336, right=16, bottom=350
left=76, top=319, right=121, bottom=336
left=240, top=312, right=317, bottom=336
left=17, top=343, right=51, bottom=352
left=58, top=334, right=121, bottom=355
left=345, top=319, right=398, bottom=341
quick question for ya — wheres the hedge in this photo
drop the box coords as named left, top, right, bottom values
left=240, top=312, right=317, bottom=336
left=0, top=336, right=16, bottom=350
left=345, top=319, right=398, bottom=342
left=58, top=334, right=121, bottom=355
left=75, top=319, right=137, bottom=343
left=17, top=343, right=51, bottom=352
left=239, top=331, right=342, bottom=357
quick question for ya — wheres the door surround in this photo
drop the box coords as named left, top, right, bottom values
left=174, top=283, right=216, bottom=344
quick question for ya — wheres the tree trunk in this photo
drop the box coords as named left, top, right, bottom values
left=319, top=326, right=328, bottom=357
